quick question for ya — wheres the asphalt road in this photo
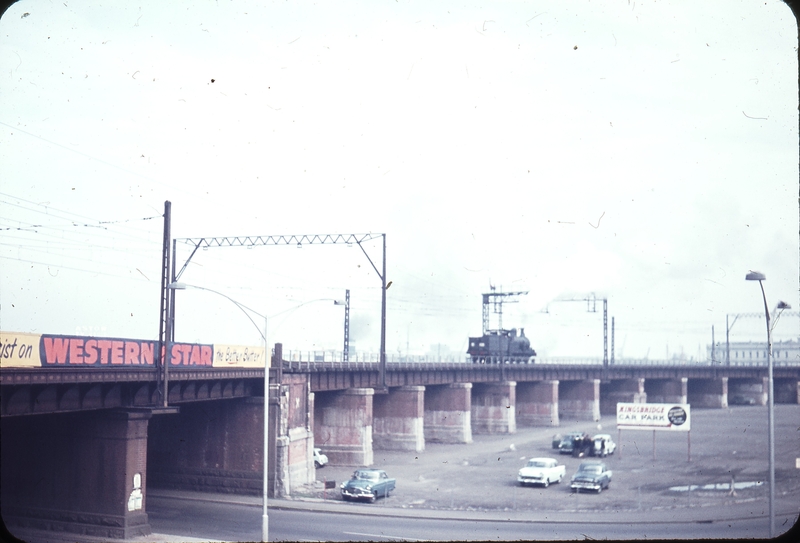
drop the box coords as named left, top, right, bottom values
left=144, top=496, right=787, bottom=541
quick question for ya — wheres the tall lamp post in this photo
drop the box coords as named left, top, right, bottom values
left=744, top=271, right=791, bottom=538
left=168, top=283, right=346, bottom=542
left=167, top=282, right=270, bottom=542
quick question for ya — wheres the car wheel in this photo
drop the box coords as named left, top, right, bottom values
left=543, top=478, right=549, bottom=488
left=597, top=485, right=602, bottom=494
left=342, top=495, right=350, bottom=501
left=314, top=461, right=321, bottom=468
left=370, top=492, right=377, bottom=503
left=557, top=474, right=563, bottom=484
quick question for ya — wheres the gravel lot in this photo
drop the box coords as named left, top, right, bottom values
left=300, top=404, right=800, bottom=518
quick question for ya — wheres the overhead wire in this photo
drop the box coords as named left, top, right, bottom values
left=0, top=254, right=157, bottom=283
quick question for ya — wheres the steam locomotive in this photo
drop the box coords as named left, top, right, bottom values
left=467, top=328, right=537, bottom=364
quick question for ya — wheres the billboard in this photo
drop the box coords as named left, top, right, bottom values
left=616, top=402, right=691, bottom=431
left=1, top=331, right=43, bottom=368
left=214, top=344, right=268, bottom=368
left=0, top=331, right=262, bottom=369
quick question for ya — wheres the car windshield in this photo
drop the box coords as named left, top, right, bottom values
left=581, top=465, right=602, bottom=474
left=354, top=470, right=380, bottom=480
left=528, top=461, right=547, bottom=468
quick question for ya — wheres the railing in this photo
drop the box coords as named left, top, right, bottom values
left=282, top=350, right=800, bottom=367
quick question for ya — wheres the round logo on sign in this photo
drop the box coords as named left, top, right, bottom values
left=668, top=406, right=687, bottom=426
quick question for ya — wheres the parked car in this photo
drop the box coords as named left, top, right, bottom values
left=340, top=469, right=396, bottom=502
left=313, top=448, right=328, bottom=468
left=590, top=434, right=616, bottom=457
left=558, top=432, right=591, bottom=456
left=729, top=395, right=757, bottom=405
left=570, top=461, right=612, bottom=493
left=517, top=457, right=566, bottom=487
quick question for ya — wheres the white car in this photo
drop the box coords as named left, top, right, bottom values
left=314, top=448, right=328, bottom=468
left=517, top=457, right=566, bottom=487
left=591, top=434, right=616, bottom=457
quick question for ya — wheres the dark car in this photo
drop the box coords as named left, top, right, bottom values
left=558, top=432, right=591, bottom=456
left=340, top=469, right=396, bottom=502
left=570, top=460, right=612, bottom=493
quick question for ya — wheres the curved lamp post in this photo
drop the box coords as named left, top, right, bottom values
left=744, top=271, right=791, bottom=538
left=168, top=282, right=270, bottom=541
left=167, top=283, right=345, bottom=542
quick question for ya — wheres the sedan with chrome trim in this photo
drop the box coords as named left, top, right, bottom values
left=570, top=461, right=612, bottom=493
left=517, top=457, right=566, bottom=487
left=340, top=469, right=396, bottom=503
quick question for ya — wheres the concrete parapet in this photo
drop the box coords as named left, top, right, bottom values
left=559, top=379, right=600, bottom=422
left=472, top=382, right=516, bottom=434
left=424, top=383, right=472, bottom=443
left=515, top=380, right=559, bottom=427
left=600, top=378, right=646, bottom=415
left=373, top=386, right=425, bottom=452
left=314, top=388, right=374, bottom=466
left=687, top=377, right=728, bottom=408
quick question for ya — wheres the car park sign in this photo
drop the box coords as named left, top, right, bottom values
left=617, top=403, right=691, bottom=431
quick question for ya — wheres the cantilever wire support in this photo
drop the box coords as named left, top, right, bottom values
left=173, top=233, right=384, bottom=281
left=171, top=232, right=388, bottom=389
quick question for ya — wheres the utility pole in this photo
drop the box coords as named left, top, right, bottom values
left=481, top=286, right=528, bottom=334
left=545, top=292, right=609, bottom=367
left=157, top=201, right=171, bottom=406
left=342, top=289, right=350, bottom=362
left=611, top=316, right=615, bottom=365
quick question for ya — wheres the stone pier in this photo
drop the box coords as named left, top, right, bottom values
left=515, top=380, right=559, bottom=427
left=600, top=378, right=646, bottom=415
left=559, top=379, right=600, bottom=422
left=373, top=386, right=425, bottom=452
left=687, top=377, right=728, bottom=408
left=774, top=378, right=800, bottom=404
left=424, top=383, right=472, bottom=443
left=471, top=382, right=516, bottom=434
left=728, top=377, right=767, bottom=406
left=644, top=378, right=688, bottom=404
left=314, top=388, right=373, bottom=466
left=2, top=410, right=153, bottom=539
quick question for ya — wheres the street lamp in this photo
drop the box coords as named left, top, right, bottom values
left=167, top=282, right=270, bottom=542
left=745, top=271, right=791, bottom=538
left=168, top=283, right=346, bottom=542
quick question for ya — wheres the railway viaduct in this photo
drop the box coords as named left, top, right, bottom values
left=2, top=341, right=800, bottom=539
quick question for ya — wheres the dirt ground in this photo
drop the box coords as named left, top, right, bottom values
left=297, top=404, right=800, bottom=517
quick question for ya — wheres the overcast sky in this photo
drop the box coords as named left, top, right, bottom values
left=1, top=0, right=797, bottom=361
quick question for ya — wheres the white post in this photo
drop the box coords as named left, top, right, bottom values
left=262, top=314, right=269, bottom=542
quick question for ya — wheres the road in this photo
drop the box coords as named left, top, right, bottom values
left=143, top=495, right=789, bottom=541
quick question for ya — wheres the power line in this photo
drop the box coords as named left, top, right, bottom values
left=0, top=121, right=190, bottom=196
left=0, top=254, right=158, bottom=283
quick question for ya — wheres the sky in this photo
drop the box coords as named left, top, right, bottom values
left=1, top=0, right=798, bottom=362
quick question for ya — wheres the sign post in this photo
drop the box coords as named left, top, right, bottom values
left=617, top=403, right=691, bottom=462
